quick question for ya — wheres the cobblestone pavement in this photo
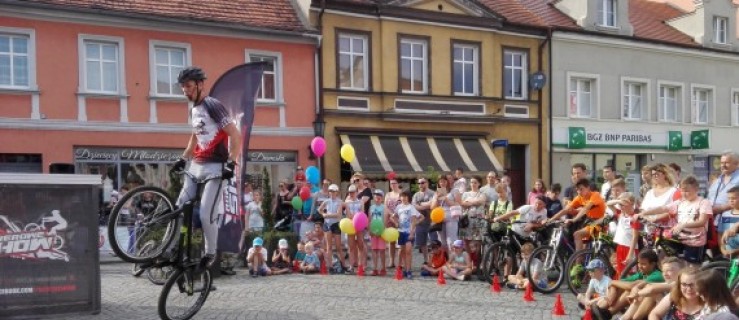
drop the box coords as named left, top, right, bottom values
left=58, top=259, right=585, bottom=320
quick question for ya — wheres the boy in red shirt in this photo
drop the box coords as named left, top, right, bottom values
left=420, top=240, right=447, bottom=277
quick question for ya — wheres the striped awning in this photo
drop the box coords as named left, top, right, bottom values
left=338, top=134, right=503, bottom=174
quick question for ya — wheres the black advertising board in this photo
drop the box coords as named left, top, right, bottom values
left=0, top=174, right=101, bottom=319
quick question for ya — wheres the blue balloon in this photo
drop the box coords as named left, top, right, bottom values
left=306, top=166, right=320, bottom=185
left=311, top=185, right=320, bottom=193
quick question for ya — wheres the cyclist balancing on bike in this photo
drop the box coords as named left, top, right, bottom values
left=547, top=178, right=606, bottom=253
left=170, top=66, right=240, bottom=271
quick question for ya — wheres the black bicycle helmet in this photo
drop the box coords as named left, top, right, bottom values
left=177, top=67, right=207, bottom=84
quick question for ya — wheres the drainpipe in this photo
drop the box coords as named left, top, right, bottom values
left=545, top=27, right=554, bottom=183
left=316, top=0, right=326, bottom=176
left=537, top=28, right=552, bottom=184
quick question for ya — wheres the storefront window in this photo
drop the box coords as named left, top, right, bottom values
left=245, top=151, right=297, bottom=194
left=74, top=147, right=181, bottom=191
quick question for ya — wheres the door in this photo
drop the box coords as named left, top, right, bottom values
left=506, top=144, right=528, bottom=207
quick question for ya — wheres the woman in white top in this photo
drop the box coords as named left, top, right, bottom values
left=640, top=163, right=678, bottom=213
left=431, top=174, right=463, bottom=251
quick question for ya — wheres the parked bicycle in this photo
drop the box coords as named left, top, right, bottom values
left=480, top=220, right=542, bottom=284
left=527, top=220, right=575, bottom=293
left=700, top=257, right=739, bottom=294
left=108, top=171, right=222, bottom=320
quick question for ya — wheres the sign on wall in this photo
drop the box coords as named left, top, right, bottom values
left=564, top=127, right=707, bottom=150
left=74, top=147, right=182, bottom=162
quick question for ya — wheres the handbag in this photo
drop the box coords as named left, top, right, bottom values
left=458, top=214, right=470, bottom=228
left=429, top=222, right=443, bottom=232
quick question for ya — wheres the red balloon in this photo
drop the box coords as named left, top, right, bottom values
left=386, top=172, right=396, bottom=181
left=299, top=186, right=311, bottom=201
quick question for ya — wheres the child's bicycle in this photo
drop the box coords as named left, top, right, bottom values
left=565, top=221, right=616, bottom=296
left=527, top=220, right=576, bottom=293
left=107, top=171, right=222, bottom=320
left=620, top=218, right=710, bottom=280
left=480, top=220, right=542, bottom=284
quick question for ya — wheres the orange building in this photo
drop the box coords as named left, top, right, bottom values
left=0, top=1, right=318, bottom=191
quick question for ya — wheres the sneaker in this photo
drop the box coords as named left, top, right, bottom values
left=372, top=270, right=379, bottom=276
left=405, top=271, right=413, bottom=280
left=344, top=267, right=354, bottom=275
left=258, top=269, right=268, bottom=277
left=197, top=254, right=216, bottom=274
left=221, top=269, right=236, bottom=276
left=420, top=270, right=431, bottom=277
left=505, top=282, right=518, bottom=290
left=249, top=270, right=257, bottom=278
left=380, top=269, right=387, bottom=276
left=577, top=303, right=585, bottom=310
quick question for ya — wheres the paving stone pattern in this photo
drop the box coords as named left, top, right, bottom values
left=59, top=260, right=585, bottom=320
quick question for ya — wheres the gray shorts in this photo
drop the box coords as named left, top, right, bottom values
left=415, top=222, right=437, bottom=247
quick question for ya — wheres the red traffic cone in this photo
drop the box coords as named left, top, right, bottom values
left=552, top=294, right=566, bottom=316
left=292, top=260, right=300, bottom=273
left=582, top=308, right=593, bottom=320
left=523, top=282, right=535, bottom=302
left=491, top=275, right=501, bottom=293
left=437, top=270, right=446, bottom=286
left=394, top=267, right=403, bottom=281
left=357, top=265, right=365, bottom=277
left=320, top=259, right=328, bottom=275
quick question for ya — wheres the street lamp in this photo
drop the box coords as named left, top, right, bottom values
left=313, top=117, right=325, bottom=137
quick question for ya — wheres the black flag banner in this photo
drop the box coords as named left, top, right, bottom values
left=209, top=62, right=266, bottom=253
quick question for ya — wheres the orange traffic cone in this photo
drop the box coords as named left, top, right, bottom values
left=357, top=265, right=365, bottom=277
left=394, top=267, right=403, bottom=281
left=320, top=260, right=328, bottom=276
left=552, top=294, right=566, bottom=316
left=582, top=308, right=593, bottom=320
left=491, top=275, right=501, bottom=293
left=437, top=270, right=446, bottom=286
left=523, top=282, right=535, bottom=302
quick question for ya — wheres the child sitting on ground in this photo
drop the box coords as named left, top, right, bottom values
left=577, top=259, right=611, bottom=310
left=591, top=250, right=663, bottom=320
left=420, top=240, right=447, bottom=277
left=301, top=242, right=320, bottom=274
left=442, top=240, right=473, bottom=281
left=247, top=237, right=271, bottom=277
left=506, top=242, right=544, bottom=289
left=295, top=242, right=306, bottom=265
left=271, top=239, right=292, bottom=275
left=619, top=257, right=686, bottom=320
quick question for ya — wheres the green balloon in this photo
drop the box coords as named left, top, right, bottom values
left=369, top=218, right=384, bottom=236
left=291, top=196, right=303, bottom=210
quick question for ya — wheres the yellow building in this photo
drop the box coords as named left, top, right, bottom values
left=310, top=0, right=550, bottom=205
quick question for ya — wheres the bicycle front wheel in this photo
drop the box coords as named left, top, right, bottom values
left=481, top=243, right=514, bottom=284
left=529, top=246, right=565, bottom=294
left=158, top=267, right=212, bottom=320
left=566, top=248, right=613, bottom=296
left=108, top=186, right=179, bottom=263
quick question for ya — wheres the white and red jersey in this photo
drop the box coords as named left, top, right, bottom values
left=191, top=96, right=232, bottom=163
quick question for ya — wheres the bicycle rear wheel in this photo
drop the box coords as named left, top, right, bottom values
left=529, top=246, right=565, bottom=294
left=108, top=186, right=179, bottom=263
left=158, top=267, right=212, bottom=320
left=566, top=248, right=613, bottom=296
left=148, top=265, right=175, bottom=285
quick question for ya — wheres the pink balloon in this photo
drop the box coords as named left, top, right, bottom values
left=311, top=137, right=326, bottom=157
left=353, top=211, right=369, bottom=232
left=299, top=186, right=311, bottom=201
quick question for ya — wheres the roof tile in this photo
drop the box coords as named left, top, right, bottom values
left=22, top=0, right=309, bottom=33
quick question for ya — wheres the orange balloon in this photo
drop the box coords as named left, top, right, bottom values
left=430, top=207, right=444, bottom=223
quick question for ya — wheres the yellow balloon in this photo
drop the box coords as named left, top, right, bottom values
left=340, top=144, right=355, bottom=163
left=381, top=227, right=399, bottom=243
left=339, top=218, right=356, bottom=235
left=430, top=207, right=445, bottom=224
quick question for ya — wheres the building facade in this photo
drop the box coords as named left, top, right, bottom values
left=310, top=0, right=551, bottom=205
left=511, top=0, right=739, bottom=195
left=0, top=0, right=318, bottom=192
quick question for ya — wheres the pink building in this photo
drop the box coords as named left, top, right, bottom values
left=0, top=1, right=318, bottom=191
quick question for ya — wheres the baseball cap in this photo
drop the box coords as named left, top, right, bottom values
left=586, top=259, right=605, bottom=270
left=373, top=189, right=384, bottom=196
left=328, top=184, right=339, bottom=192
left=278, top=239, right=288, bottom=249
left=253, top=237, right=264, bottom=247
left=348, top=185, right=357, bottom=193
left=452, top=239, right=464, bottom=248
